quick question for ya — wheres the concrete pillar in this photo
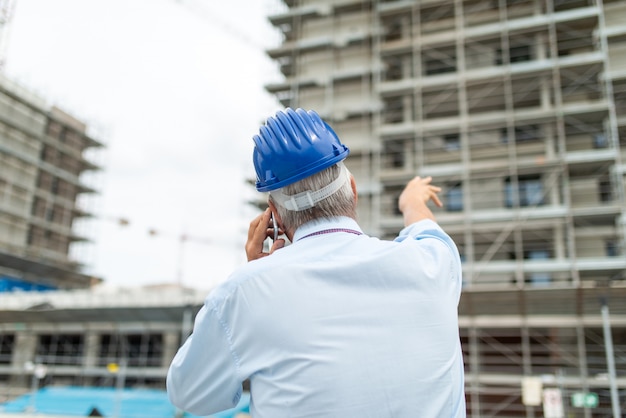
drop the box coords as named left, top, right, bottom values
left=554, top=223, right=565, bottom=259
left=162, top=331, right=180, bottom=369
left=536, top=33, right=551, bottom=112
left=10, top=331, right=37, bottom=389
left=83, top=331, right=100, bottom=369
left=11, top=331, right=37, bottom=368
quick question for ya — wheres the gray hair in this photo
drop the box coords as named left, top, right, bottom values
left=270, top=163, right=357, bottom=232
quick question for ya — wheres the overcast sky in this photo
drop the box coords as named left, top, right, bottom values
left=5, top=0, right=283, bottom=290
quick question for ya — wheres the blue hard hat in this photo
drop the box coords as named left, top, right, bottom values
left=253, top=108, right=350, bottom=192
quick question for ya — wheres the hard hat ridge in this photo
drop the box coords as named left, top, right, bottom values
left=265, top=116, right=292, bottom=153
left=253, top=108, right=350, bottom=192
left=276, top=110, right=307, bottom=149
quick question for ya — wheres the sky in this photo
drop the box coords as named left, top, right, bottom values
left=5, top=0, right=283, bottom=290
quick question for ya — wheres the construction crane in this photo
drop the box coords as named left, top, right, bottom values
left=103, top=215, right=241, bottom=287
left=146, top=226, right=214, bottom=286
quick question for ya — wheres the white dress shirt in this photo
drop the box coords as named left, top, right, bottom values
left=167, top=217, right=466, bottom=417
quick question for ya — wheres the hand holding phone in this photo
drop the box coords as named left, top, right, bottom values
left=245, top=208, right=285, bottom=262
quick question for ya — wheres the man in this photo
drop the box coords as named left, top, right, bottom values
left=167, top=108, right=466, bottom=417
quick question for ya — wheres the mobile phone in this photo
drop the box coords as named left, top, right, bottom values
left=271, top=212, right=278, bottom=242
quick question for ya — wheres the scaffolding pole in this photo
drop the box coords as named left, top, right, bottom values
left=600, top=297, right=621, bottom=418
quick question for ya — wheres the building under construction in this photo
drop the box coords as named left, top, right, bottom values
left=0, top=74, right=103, bottom=291
left=0, top=75, right=210, bottom=409
left=0, top=75, right=217, bottom=410
left=1, top=0, right=625, bottom=416
left=265, top=0, right=625, bottom=416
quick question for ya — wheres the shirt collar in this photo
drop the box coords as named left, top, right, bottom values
left=292, top=217, right=363, bottom=242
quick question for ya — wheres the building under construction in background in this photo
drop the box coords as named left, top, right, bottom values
left=0, top=73, right=212, bottom=405
left=264, top=0, right=625, bottom=416
left=0, top=74, right=102, bottom=291
left=1, top=0, right=625, bottom=416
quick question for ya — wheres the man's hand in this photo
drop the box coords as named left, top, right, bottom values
left=245, top=208, right=285, bottom=261
left=398, top=176, right=443, bottom=226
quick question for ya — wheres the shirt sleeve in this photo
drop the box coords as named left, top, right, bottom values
left=395, top=219, right=463, bottom=288
left=394, top=219, right=454, bottom=250
left=166, top=297, right=243, bottom=416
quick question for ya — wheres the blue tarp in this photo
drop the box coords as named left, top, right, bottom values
left=0, top=276, right=56, bottom=292
left=0, top=386, right=250, bottom=418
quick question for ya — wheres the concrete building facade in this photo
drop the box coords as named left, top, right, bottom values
left=0, top=74, right=112, bottom=401
left=0, top=287, right=203, bottom=402
left=0, top=74, right=103, bottom=290
left=265, top=0, right=625, bottom=416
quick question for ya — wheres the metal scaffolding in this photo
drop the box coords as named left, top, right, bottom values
left=265, top=0, right=626, bottom=416
left=0, top=75, right=104, bottom=290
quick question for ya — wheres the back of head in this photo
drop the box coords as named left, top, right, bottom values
left=273, top=163, right=356, bottom=231
left=252, top=108, right=356, bottom=231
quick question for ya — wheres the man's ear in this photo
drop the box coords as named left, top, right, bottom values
left=350, top=175, right=358, bottom=206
